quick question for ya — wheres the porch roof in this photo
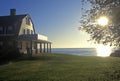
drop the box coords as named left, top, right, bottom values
left=18, top=34, right=51, bottom=43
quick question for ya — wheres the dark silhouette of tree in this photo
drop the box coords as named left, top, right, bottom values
left=80, top=0, right=120, bottom=47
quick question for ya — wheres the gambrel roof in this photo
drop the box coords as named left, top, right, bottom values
left=0, top=14, right=35, bottom=35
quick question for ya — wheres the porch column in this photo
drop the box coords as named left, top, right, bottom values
left=30, top=41, right=32, bottom=56
left=47, top=43, right=49, bottom=53
left=35, top=42, right=38, bottom=54
left=43, top=43, right=46, bottom=53
left=50, top=43, right=51, bottom=53
left=40, top=43, right=42, bottom=53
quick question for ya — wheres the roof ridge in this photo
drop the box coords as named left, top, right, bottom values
left=0, top=14, right=28, bottom=17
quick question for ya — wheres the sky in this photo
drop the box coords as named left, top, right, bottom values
left=0, top=0, right=97, bottom=48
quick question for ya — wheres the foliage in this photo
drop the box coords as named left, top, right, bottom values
left=80, top=0, right=120, bottom=46
left=0, top=54, right=120, bottom=81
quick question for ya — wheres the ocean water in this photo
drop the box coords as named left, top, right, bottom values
left=52, top=48, right=97, bottom=56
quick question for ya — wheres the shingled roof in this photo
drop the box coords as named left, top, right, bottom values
left=0, top=14, right=27, bottom=25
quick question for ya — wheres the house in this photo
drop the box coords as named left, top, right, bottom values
left=0, top=9, right=51, bottom=55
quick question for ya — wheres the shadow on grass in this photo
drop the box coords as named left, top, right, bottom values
left=13, top=54, right=55, bottom=62
left=0, top=60, right=9, bottom=65
left=0, top=54, right=54, bottom=65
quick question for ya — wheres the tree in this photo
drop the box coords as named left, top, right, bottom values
left=80, top=0, right=120, bottom=47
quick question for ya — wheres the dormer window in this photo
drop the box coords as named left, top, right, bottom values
left=26, top=17, right=30, bottom=25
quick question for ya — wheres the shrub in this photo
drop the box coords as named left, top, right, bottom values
left=110, top=49, right=120, bottom=57
left=0, top=46, right=22, bottom=61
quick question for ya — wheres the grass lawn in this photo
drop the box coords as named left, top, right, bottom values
left=0, top=53, right=120, bottom=81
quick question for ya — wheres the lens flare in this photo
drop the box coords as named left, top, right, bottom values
left=97, top=16, right=109, bottom=26
left=96, top=45, right=111, bottom=57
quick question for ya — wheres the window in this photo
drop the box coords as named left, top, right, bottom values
left=8, top=26, right=13, bottom=31
left=8, top=41, right=13, bottom=46
left=31, top=30, right=33, bottom=34
left=23, top=29, right=26, bottom=34
left=26, top=42, right=28, bottom=48
left=27, top=29, right=30, bottom=34
left=7, top=26, right=14, bottom=34
left=0, top=41, right=3, bottom=46
left=0, top=26, right=4, bottom=34
left=0, top=26, right=3, bottom=31
left=18, top=42, right=22, bottom=49
left=34, top=42, right=37, bottom=49
left=26, top=17, right=30, bottom=25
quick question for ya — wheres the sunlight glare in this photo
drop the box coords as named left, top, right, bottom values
left=96, top=45, right=111, bottom=57
left=97, top=16, right=109, bottom=26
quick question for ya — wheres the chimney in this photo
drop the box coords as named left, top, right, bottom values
left=10, top=9, right=16, bottom=16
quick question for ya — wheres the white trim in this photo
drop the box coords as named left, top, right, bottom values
left=18, top=34, right=48, bottom=41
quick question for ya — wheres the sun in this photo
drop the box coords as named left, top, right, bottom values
left=97, top=16, right=109, bottom=26
left=96, top=45, right=111, bottom=57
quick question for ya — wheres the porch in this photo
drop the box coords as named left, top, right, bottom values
left=18, top=34, right=52, bottom=55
